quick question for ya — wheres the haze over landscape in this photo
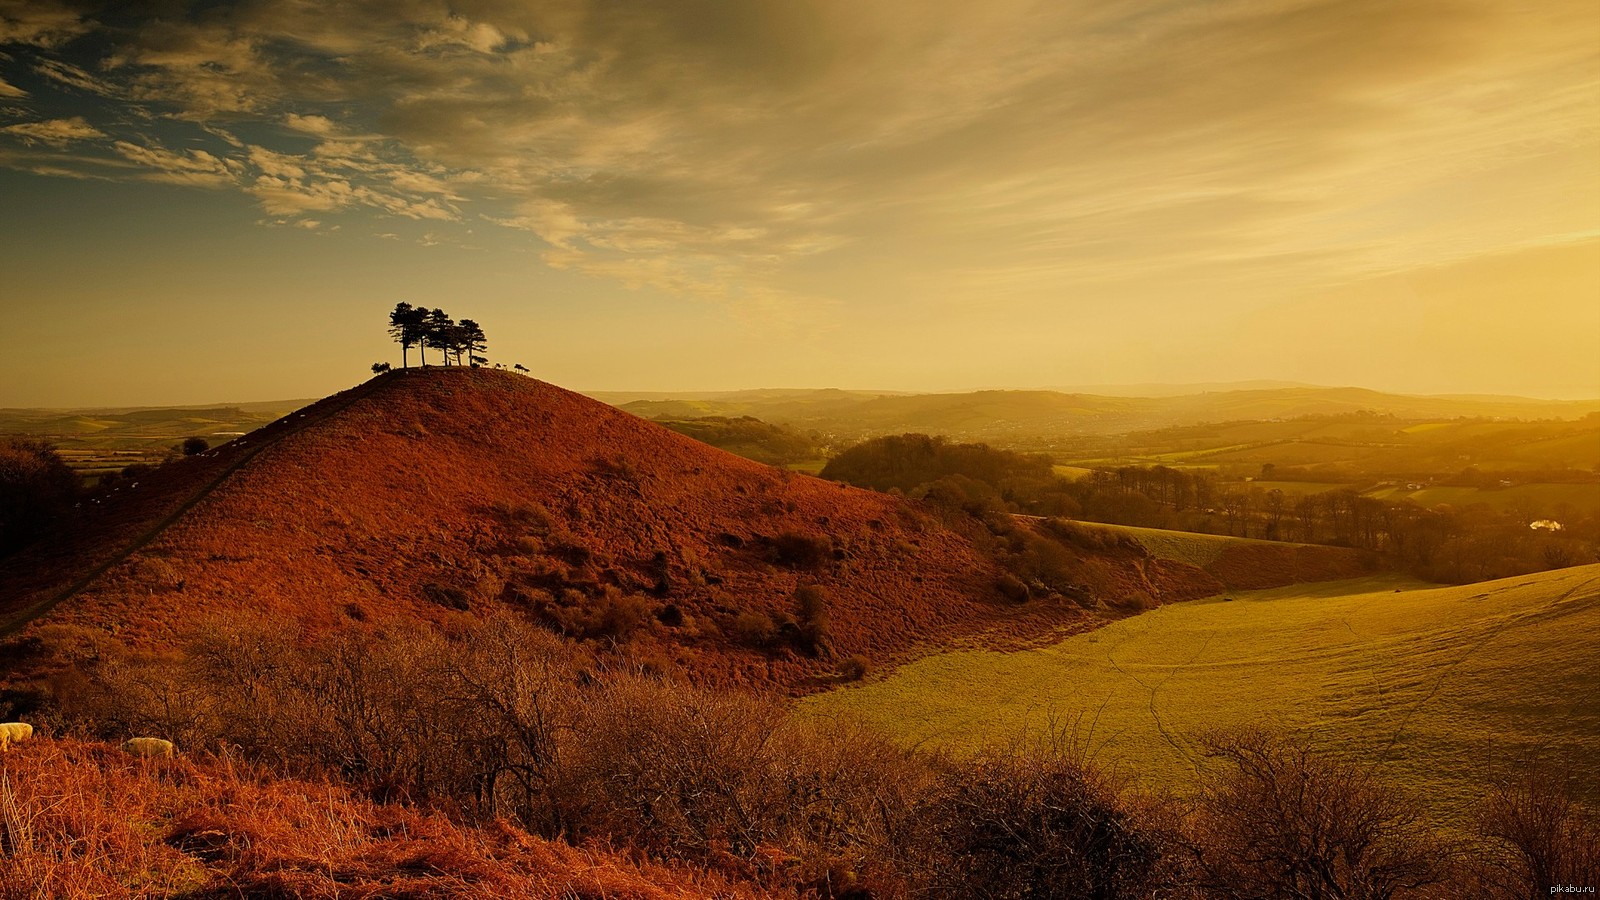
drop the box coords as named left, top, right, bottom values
left=2, top=2, right=1598, bottom=897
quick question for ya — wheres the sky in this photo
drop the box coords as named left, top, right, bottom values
left=1, top=0, right=1597, bottom=407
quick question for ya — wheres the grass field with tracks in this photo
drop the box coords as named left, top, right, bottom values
left=803, top=564, right=1600, bottom=825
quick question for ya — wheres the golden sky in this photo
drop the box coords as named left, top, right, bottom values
left=1, top=0, right=1596, bottom=406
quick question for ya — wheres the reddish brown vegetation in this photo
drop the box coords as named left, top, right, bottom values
left=1206, top=541, right=1375, bottom=590
left=0, top=738, right=771, bottom=900
left=1, top=369, right=1051, bottom=692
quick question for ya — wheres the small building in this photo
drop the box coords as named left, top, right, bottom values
left=1530, top=519, right=1564, bottom=532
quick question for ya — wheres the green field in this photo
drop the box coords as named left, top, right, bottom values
left=803, top=565, right=1600, bottom=825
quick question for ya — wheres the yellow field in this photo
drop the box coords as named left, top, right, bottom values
left=802, top=565, right=1600, bottom=825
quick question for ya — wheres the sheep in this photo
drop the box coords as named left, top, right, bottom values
left=0, top=722, right=32, bottom=751
left=122, top=737, right=176, bottom=759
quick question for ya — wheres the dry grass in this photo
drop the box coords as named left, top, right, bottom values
left=0, top=738, right=772, bottom=900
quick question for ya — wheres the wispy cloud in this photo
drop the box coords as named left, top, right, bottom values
left=0, top=0, right=1595, bottom=321
left=1, top=115, right=101, bottom=145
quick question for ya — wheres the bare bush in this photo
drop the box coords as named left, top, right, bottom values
left=1186, top=728, right=1447, bottom=900
left=1465, top=761, right=1600, bottom=897
left=904, top=745, right=1167, bottom=899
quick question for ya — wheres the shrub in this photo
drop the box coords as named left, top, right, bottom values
left=0, top=438, right=77, bottom=556
left=1186, top=728, right=1446, bottom=899
left=907, top=748, right=1165, bottom=898
left=839, top=655, right=870, bottom=681
left=996, top=571, right=1030, bottom=603
left=730, top=611, right=777, bottom=649
left=792, top=585, right=830, bottom=657
left=181, top=436, right=209, bottom=456
left=1467, top=760, right=1600, bottom=896
left=583, top=589, right=653, bottom=642
left=772, top=531, right=833, bottom=570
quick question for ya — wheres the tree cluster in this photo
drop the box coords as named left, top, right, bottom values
left=823, top=436, right=1597, bottom=584
left=821, top=433, right=1058, bottom=498
left=0, top=438, right=78, bottom=558
left=387, top=302, right=488, bottom=368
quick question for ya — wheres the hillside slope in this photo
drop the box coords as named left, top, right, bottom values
left=805, top=564, right=1600, bottom=822
left=3, top=368, right=1056, bottom=689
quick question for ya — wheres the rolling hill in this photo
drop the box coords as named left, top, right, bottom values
left=612, top=386, right=1600, bottom=446
left=803, top=564, right=1600, bottom=824
left=1, top=368, right=1114, bottom=693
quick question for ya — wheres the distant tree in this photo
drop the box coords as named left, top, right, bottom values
left=371, top=361, right=391, bottom=374
left=181, top=437, right=209, bottom=456
left=387, top=302, right=427, bottom=368
left=514, top=363, right=529, bottom=373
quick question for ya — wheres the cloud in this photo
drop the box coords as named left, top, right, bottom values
left=0, top=75, right=24, bottom=98
left=0, top=0, right=1594, bottom=322
left=31, top=58, right=117, bottom=96
left=111, top=141, right=234, bottom=187
left=0, top=116, right=102, bottom=145
left=0, top=0, right=88, bottom=48
left=284, top=113, right=336, bottom=136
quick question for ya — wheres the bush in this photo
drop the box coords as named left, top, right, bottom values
left=730, top=611, right=777, bottom=649
left=907, top=748, right=1166, bottom=898
left=0, top=438, right=77, bottom=556
left=1186, top=728, right=1446, bottom=899
left=1467, top=761, right=1600, bottom=896
left=996, top=572, right=1030, bottom=603
left=839, top=655, right=870, bottom=681
left=181, top=436, right=209, bottom=456
left=772, top=531, right=833, bottom=570
left=792, top=585, right=830, bottom=657
left=583, top=589, right=653, bottom=642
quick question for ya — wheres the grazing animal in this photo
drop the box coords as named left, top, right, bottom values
left=0, top=722, right=32, bottom=751
left=122, top=737, right=176, bottom=759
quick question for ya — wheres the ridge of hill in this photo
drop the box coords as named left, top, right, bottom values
left=4, top=368, right=1126, bottom=691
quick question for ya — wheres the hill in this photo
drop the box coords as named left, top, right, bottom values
left=802, top=564, right=1600, bottom=824
left=614, top=386, right=1600, bottom=446
left=1, top=368, right=1103, bottom=693
left=1069, top=522, right=1376, bottom=589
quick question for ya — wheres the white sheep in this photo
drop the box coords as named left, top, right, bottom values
left=0, top=722, right=33, bottom=751
left=122, top=737, right=176, bottom=759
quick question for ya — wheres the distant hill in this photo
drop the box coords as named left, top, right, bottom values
left=611, top=386, right=1600, bottom=445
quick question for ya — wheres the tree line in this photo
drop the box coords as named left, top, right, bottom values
left=822, top=435, right=1598, bottom=584
left=383, top=302, right=489, bottom=369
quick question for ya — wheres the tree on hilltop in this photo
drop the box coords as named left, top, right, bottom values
left=424, top=308, right=457, bottom=365
left=387, top=302, right=427, bottom=368
left=459, top=319, right=488, bottom=367
left=383, top=305, right=489, bottom=368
